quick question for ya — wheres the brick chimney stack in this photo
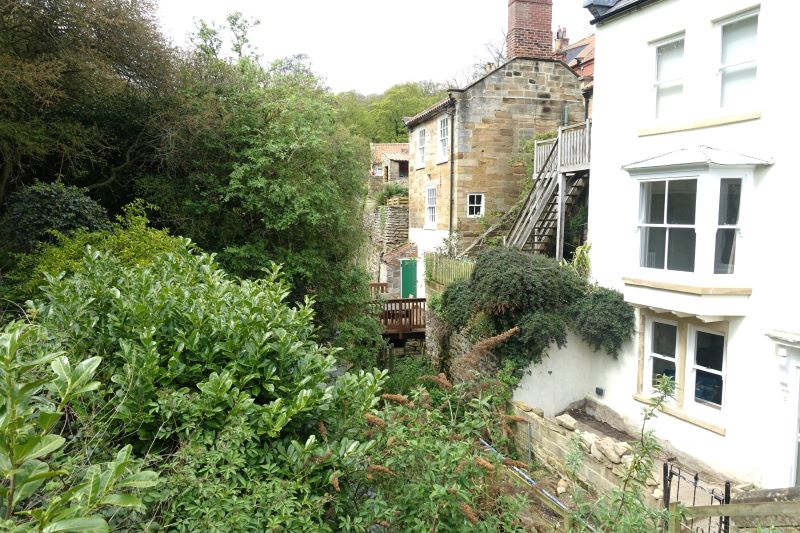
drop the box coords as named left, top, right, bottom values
left=507, top=0, right=553, bottom=60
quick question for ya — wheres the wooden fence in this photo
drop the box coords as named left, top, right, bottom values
left=667, top=500, right=800, bottom=532
left=425, top=253, right=474, bottom=289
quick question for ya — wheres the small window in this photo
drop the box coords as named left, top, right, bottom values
left=426, top=186, right=436, bottom=226
left=467, top=193, right=484, bottom=218
left=655, top=38, right=684, bottom=119
left=691, top=330, right=725, bottom=407
left=648, top=321, right=678, bottom=388
left=437, top=116, right=449, bottom=162
left=372, top=163, right=383, bottom=176
left=720, top=14, right=758, bottom=109
left=639, top=179, right=697, bottom=272
left=416, top=129, right=426, bottom=168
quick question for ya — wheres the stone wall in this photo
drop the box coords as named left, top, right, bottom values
left=511, top=401, right=663, bottom=506
left=366, top=204, right=409, bottom=283
left=382, top=206, right=408, bottom=251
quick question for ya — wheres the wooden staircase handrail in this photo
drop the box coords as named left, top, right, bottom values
left=507, top=140, right=559, bottom=248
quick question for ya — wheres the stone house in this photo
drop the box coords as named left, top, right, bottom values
left=370, top=143, right=409, bottom=182
left=514, top=0, right=800, bottom=490
left=404, top=0, right=587, bottom=297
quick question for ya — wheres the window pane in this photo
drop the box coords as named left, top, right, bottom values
left=657, top=40, right=684, bottom=81
left=695, top=331, right=724, bottom=371
left=721, top=65, right=757, bottom=108
left=652, top=322, right=677, bottom=358
left=656, top=84, right=683, bottom=119
left=641, top=181, right=665, bottom=224
left=641, top=227, right=666, bottom=268
left=714, top=228, right=737, bottom=274
left=695, top=370, right=723, bottom=406
left=652, top=358, right=676, bottom=386
left=721, top=16, right=757, bottom=66
left=666, top=179, right=696, bottom=224
left=718, top=178, right=742, bottom=225
left=667, top=228, right=696, bottom=272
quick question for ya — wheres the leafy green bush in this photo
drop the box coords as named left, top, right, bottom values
left=0, top=321, right=158, bottom=531
left=440, top=279, right=475, bottom=330
left=333, top=314, right=387, bottom=370
left=334, top=374, right=529, bottom=531
left=32, top=243, right=386, bottom=530
left=7, top=182, right=110, bottom=247
left=3, top=201, right=185, bottom=302
left=382, top=355, right=436, bottom=395
left=374, top=182, right=408, bottom=206
left=571, top=286, right=634, bottom=357
left=439, top=248, right=633, bottom=372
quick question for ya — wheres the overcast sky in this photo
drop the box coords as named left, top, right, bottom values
left=157, top=0, right=593, bottom=95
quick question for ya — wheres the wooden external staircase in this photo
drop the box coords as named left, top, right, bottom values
left=506, top=120, right=591, bottom=260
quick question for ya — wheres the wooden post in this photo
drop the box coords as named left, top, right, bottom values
left=556, top=173, right=566, bottom=262
left=668, top=502, right=681, bottom=533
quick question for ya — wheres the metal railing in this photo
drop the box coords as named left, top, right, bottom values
left=664, top=463, right=731, bottom=533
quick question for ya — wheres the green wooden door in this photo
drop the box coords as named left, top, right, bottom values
left=401, top=259, right=417, bottom=298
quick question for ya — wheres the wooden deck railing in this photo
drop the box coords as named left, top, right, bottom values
left=533, top=120, right=591, bottom=174
left=370, top=298, right=426, bottom=335
left=369, top=282, right=388, bottom=299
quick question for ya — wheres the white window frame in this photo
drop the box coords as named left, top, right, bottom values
left=466, top=193, right=484, bottom=218
left=632, top=167, right=753, bottom=285
left=652, top=34, right=685, bottom=120
left=686, top=325, right=727, bottom=412
left=372, top=163, right=383, bottom=177
left=716, top=9, right=759, bottom=111
left=416, top=128, right=426, bottom=169
left=644, top=317, right=680, bottom=396
left=437, top=116, right=449, bottom=163
left=638, top=176, right=698, bottom=273
left=425, top=185, right=437, bottom=228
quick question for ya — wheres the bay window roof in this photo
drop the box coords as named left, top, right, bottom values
left=623, top=146, right=772, bottom=173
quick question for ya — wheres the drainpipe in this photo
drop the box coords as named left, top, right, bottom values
left=447, top=96, right=456, bottom=236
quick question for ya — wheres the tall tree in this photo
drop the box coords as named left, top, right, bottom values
left=0, top=0, right=172, bottom=206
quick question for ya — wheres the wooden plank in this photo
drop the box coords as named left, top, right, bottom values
left=686, top=501, right=800, bottom=520
left=668, top=503, right=682, bottom=533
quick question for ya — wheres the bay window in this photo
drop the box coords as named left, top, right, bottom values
left=639, top=178, right=697, bottom=272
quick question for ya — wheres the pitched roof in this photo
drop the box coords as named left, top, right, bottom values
left=382, top=152, right=409, bottom=162
left=403, top=98, right=452, bottom=129
left=560, top=34, right=594, bottom=77
left=382, top=242, right=417, bottom=266
left=371, top=143, right=409, bottom=163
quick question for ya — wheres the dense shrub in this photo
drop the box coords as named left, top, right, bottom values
left=440, top=279, right=475, bottom=330
left=571, top=286, right=635, bottom=357
left=332, top=314, right=387, bottom=370
left=3, top=202, right=185, bottom=302
left=7, top=182, right=110, bottom=247
left=374, top=182, right=408, bottom=206
left=33, top=244, right=384, bottom=530
left=439, top=248, right=633, bottom=372
left=382, top=355, right=436, bottom=395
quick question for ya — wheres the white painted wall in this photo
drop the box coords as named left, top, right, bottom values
left=408, top=227, right=448, bottom=297
left=515, top=0, right=800, bottom=488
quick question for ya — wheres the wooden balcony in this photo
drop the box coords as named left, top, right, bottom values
left=534, top=120, right=591, bottom=174
left=369, top=282, right=388, bottom=299
left=370, top=298, right=426, bottom=337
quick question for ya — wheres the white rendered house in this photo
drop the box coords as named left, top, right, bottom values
left=514, top=0, right=800, bottom=488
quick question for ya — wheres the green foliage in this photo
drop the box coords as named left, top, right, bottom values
left=33, top=244, right=385, bottom=530
left=438, top=248, right=633, bottom=372
left=333, top=315, right=387, bottom=370
left=374, top=182, right=408, bottom=206
left=335, top=82, right=446, bottom=142
left=3, top=202, right=185, bottom=303
left=428, top=291, right=444, bottom=319
left=0, top=321, right=158, bottom=530
left=382, top=355, right=436, bottom=395
left=440, top=279, right=475, bottom=331
left=7, top=182, right=110, bottom=247
left=572, top=286, right=635, bottom=357
left=333, top=376, right=529, bottom=531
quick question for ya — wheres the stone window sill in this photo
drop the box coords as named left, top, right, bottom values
left=633, top=394, right=726, bottom=436
left=622, top=277, right=752, bottom=296
left=638, top=112, right=760, bottom=137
